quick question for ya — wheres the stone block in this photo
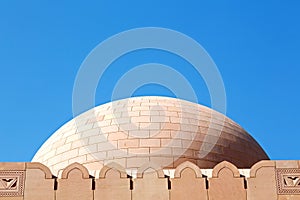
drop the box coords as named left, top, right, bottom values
left=171, top=162, right=207, bottom=200
left=247, top=161, right=277, bottom=200
left=24, top=163, right=54, bottom=200
left=56, top=163, right=93, bottom=200
left=95, top=166, right=130, bottom=200
left=140, top=139, right=161, bottom=147
left=208, top=161, right=246, bottom=200
left=118, top=139, right=139, bottom=149
left=132, top=169, right=169, bottom=200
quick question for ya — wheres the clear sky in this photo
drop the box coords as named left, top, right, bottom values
left=0, top=1, right=299, bottom=161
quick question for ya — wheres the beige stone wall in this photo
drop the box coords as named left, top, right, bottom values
left=1, top=161, right=300, bottom=200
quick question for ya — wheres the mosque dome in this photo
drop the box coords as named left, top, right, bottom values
left=32, top=96, right=268, bottom=174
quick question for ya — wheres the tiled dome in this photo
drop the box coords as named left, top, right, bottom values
left=32, top=96, right=268, bottom=174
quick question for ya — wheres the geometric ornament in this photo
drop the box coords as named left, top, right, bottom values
left=0, top=171, right=25, bottom=197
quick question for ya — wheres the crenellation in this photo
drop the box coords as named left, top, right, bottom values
left=1, top=161, right=299, bottom=199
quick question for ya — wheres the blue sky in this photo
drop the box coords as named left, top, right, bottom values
left=0, top=1, right=299, bottom=161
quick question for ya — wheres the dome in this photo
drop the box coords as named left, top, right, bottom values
left=32, top=96, right=268, bottom=174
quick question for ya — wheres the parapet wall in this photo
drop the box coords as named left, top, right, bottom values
left=0, top=160, right=300, bottom=200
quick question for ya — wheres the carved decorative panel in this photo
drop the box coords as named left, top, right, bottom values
left=276, top=168, right=300, bottom=194
left=0, top=171, right=25, bottom=196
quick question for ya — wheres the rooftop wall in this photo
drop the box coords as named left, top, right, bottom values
left=0, top=160, right=300, bottom=200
